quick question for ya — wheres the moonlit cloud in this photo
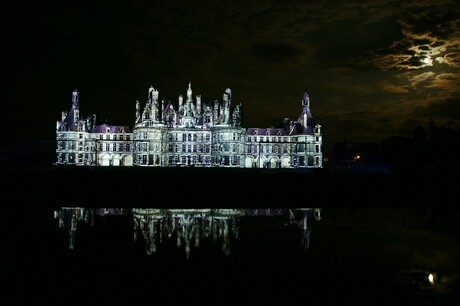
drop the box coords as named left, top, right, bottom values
left=408, top=72, right=436, bottom=87
left=382, top=82, right=409, bottom=94
left=427, top=73, right=460, bottom=92
left=366, top=2, right=460, bottom=71
left=442, top=52, right=460, bottom=68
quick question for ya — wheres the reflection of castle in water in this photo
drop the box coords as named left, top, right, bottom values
left=133, top=209, right=243, bottom=258
left=54, top=208, right=322, bottom=257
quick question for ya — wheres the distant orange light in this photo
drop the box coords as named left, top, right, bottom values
left=354, top=155, right=360, bottom=160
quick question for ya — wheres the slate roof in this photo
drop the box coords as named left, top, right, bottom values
left=91, top=124, right=132, bottom=133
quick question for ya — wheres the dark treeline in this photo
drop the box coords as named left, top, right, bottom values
left=330, top=121, right=460, bottom=173
left=382, top=122, right=460, bottom=172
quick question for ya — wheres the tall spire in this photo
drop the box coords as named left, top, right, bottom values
left=72, top=89, right=79, bottom=108
left=187, top=82, right=192, bottom=102
left=302, top=92, right=309, bottom=107
left=148, top=85, right=154, bottom=101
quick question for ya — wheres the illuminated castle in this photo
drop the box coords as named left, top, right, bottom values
left=56, top=83, right=323, bottom=168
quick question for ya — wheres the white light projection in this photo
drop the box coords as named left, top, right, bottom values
left=56, top=84, right=323, bottom=169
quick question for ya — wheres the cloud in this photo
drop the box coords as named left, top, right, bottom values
left=408, top=71, right=436, bottom=87
left=441, top=52, right=460, bottom=68
left=427, top=73, right=460, bottom=92
left=363, top=2, right=460, bottom=71
left=382, top=82, right=409, bottom=93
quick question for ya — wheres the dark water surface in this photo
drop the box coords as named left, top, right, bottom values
left=3, top=168, right=460, bottom=305
left=5, top=207, right=460, bottom=306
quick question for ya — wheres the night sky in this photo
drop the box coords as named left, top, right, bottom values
left=4, top=0, right=460, bottom=155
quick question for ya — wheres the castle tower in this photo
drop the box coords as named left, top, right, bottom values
left=186, top=81, right=192, bottom=102
left=181, top=82, right=197, bottom=127
left=302, top=93, right=309, bottom=127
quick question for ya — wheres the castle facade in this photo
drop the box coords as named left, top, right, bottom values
left=56, top=83, right=323, bottom=169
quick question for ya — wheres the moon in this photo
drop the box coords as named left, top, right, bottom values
left=422, top=57, right=432, bottom=65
